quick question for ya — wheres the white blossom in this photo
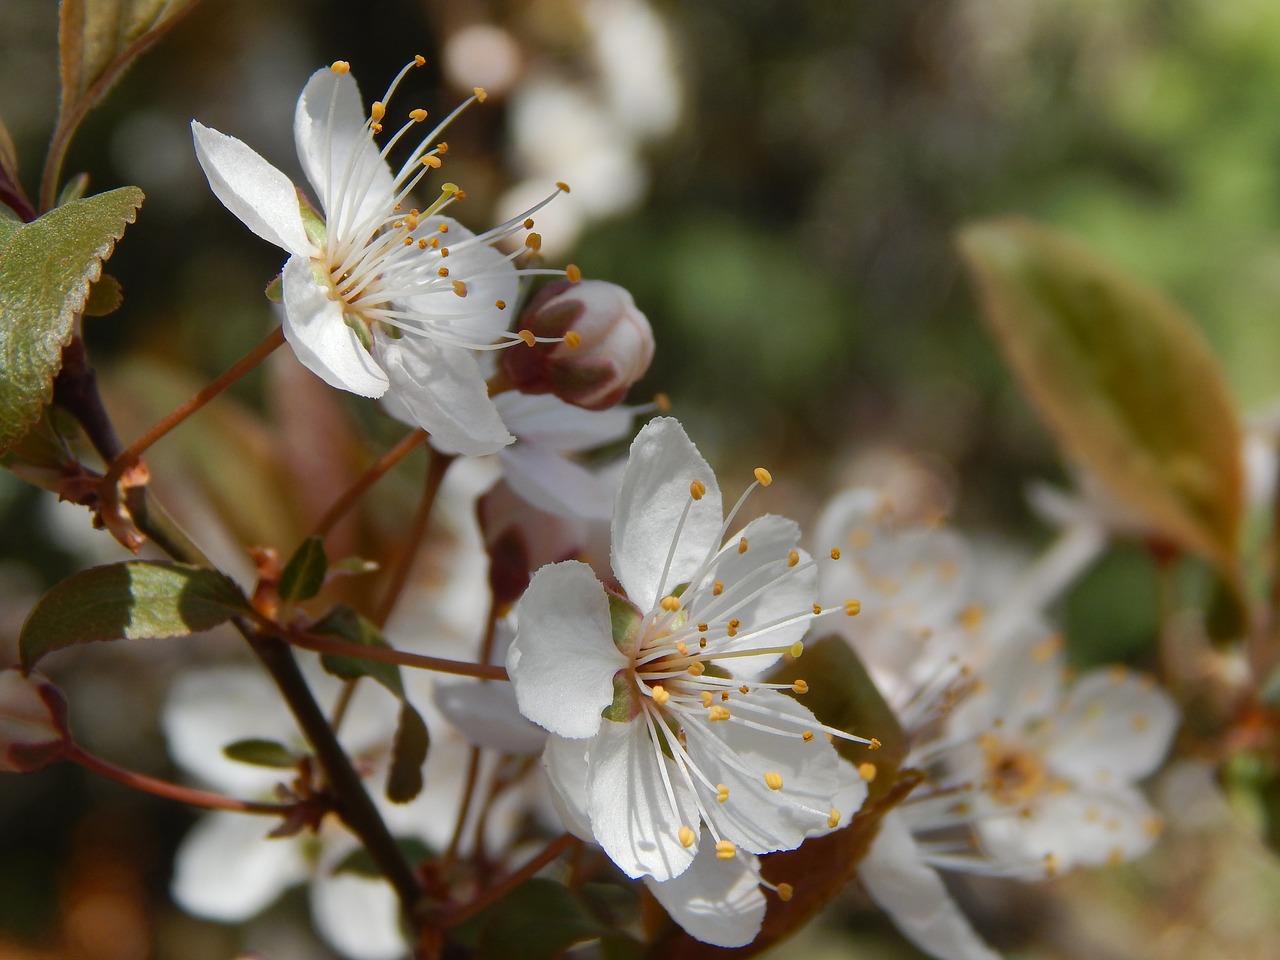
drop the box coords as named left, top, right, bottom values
left=192, top=59, right=567, bottom=455
left=507, top=417, right=871, bottom=890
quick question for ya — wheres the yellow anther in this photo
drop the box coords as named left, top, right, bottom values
left=473, top=86, right=488, bottom=102
left=564, top=331, right=583, bottom=349
left=675, top=641, right=689, bottom=656
left=715, top=840, right=736, bottom=860
left=417, top=239, right=429, bottom=249
left=525, top=232, right=542, bottom=252
left=812, top=603, right=823, bottom=615
left=738, top=684, right=750, bottom=694
left=830, top=547, right=841, bottom=560
left=566, top=263, right=582, bottom=282
left=827, top=807, right=841, bottom=829
left=844, top=599, right=862, bottom=616
left=726, top=619, right=740, bottom=638
left=802, top=731, right=814, bottom=742
left=410, top=108, right=428, bottom=122
left=720, top=691, right=729, bottom=701
left=331, top=60, right=351, bottom=74
left=961, top=604, right=984, bottom=632
left=713, top=580, right=724, bottom=596
left=517, top=329, right=536, bottom=346
left=701, top=691, right=714, bottom=707
left=652, top=685, right=670, bottom=706
left=495, top=299, right=507, bottom=310
left=776, top=883, right=794, bottom=902
left=439, top=222, right=450, bottom=232
left=698, top=637, right=707, bottom=649
left=414, top=54, right=426, bottom=67
left=792, top=679, right=809, bottom=694
left=655, top=392, right=671, bottom=411
left=738, top=537, right=749, bottom=554
left=678, top=825, right=696, bottom=848
left=440, top=247, right=450, bottom=257
left=435, top=141, right=448, bottom=153
left=370, top=122, right=383, bottom=134
left=557, top=180, right=572, bottom=193
left=697, top=622, right=708, bottom=633
left=421, top=155, right=442, bottom=168
left=690, top=479, right=707, bottom=500
left=452, top=280, right=468, bottom=297
left=403, top=237, right=414, bottom=246
left=868, top=737, right=882, bottom=750
left=716, top=784, right=729, bottom=803
left=429, top=238, right=440, bottom=248
left=858, top=762, right=877, bottom=782
left=371, top=101, right=386, bottom=122
left=790, top=641, right=804, bottom=659
left=754, top=467, right=773, bottom=486
left=660, top=595, right=681, bottom=612
left=437, top=267, right=450, bottom=277
left=687, top=661, right=706, bottom=677
left=765, top=772, right=784, bottom=791
left=787, top=549, right=799, bottom=567
left=524, top=218, right=535, bottom=229
left=708, top=705, right=730, bottom=722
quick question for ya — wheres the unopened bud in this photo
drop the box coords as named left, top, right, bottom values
left=502, top=280, right=654, bottom=411
left=0, top=667, right=70, bottom=773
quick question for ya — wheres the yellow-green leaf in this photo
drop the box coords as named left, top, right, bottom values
left=0, top=187, right=143, bottom=454
left=20, top=560, right=250, bottom=669
left=959, top=218, right=1244, bottom=579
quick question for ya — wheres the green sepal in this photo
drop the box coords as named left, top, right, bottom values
left=222, top=738, right=301, bottom=769
left=278, top=535, right=328, bottom=602
left=608, top=592, right=642, bottom=655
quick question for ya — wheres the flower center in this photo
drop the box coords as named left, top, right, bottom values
left=979, top=733, right=1047, bottom=806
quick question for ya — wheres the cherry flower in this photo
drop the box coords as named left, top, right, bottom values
left=507, top=417, right=872, bottom=886
left=192, top=58, right=569, bottom=455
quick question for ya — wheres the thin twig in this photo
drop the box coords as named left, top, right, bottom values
left=312, top=429, right=429, bottom=540
left=286, top=628, right=509, bottom=681
left=66, top=742, right=291, bottom=816
left=445, top=834, right=577, bottom=928
left=374, top=450, right=455, bottom=626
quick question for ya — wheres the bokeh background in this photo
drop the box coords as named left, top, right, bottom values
left=3, top=1, right=1280, bottom=957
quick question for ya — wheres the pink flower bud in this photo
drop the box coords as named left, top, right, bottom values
left=504, top=280, right=654, bottom=410
left=0, top=667, right=70, bottom=773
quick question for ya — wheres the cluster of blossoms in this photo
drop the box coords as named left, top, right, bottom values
left=0, top=54, right=1191, bottom=960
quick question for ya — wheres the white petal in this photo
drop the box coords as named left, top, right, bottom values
left=586, top=717, right=699, bottom=880
left=282, top=255, right=390, bottom=398
left=494, top=392, right=637, bottom=451
left=434, top=679, right=547, bottom=754
left=612, top=417, right=723, bottom=608
left=683, top=690, right=853, bottom=854
left=171, top=812, right=307, bottom=921
left=191, top=121, right=313, bottom=258
left=947, top=627, right=1062, bottom=741
left=500, top=443, right=616, bottom=520
left=977, top=785, right=1160, bottom=875
left=1046, top=668, right=1178, bottom=784
left=507, top=561, right=627, bottom=738
left=644, top=838, right=766, bottom=948
left=310, top=861, right=407, bottom=960
left=541, top=734, right=595, bottom=841
left=377, top=335, right=513, bottom=455
left=692, top=514, right=813, bottom=678
left=859, top=812, right=1001, bottom=960
left=293, top=67, right=396, bottom=236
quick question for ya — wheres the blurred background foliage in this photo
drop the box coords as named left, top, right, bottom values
left=3, top=0, right=1280, bottom=957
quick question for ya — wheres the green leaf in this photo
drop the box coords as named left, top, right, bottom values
left=278, top=536, right=328, bottom=602
left=386, top=702, right=429, bottom=804
left=310, top=605, right=430, bottom=804
left=332, top=837, right=433, bottom=880
left=57, top=173, right=90, bottom=207
left=222, top=738, right=300, bottom=769
left=958, top=218, right=1244, bottom=582
left=83, top=273, right=123, bottom=316
left=20, top=560, right=249, bottom=669
left=0, top=186, right=143, bottom=455
left=49, top=0, right=201, bottom=202
left=473, top=879, right=606, bottom=960
left=311, top=606, right=404, bottom=698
